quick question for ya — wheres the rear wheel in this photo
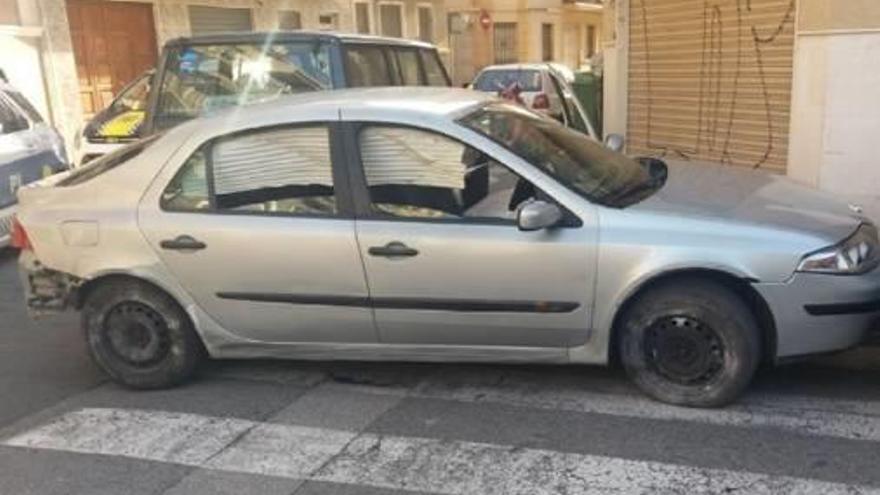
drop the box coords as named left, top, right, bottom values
left=618, top=278, right=761, bottom=408
left=82, top=279, right=204, bottom=389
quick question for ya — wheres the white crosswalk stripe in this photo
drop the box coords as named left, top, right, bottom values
left=3, top=407, right=879, bottom=495
left=212, top=365, right=880, bottom=443
left=410, top=381, right=880, bottom=442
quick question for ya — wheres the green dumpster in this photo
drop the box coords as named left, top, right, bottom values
left=572, top=71, right=603, bottom=137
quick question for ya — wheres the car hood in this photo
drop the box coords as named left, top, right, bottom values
left=630, top=161, right=865, bottom=244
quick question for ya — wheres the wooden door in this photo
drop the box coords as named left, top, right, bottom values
left=67, top=0, right=158, bottom=119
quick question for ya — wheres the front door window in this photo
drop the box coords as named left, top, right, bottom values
left=358, top=125, right=538, bottom=222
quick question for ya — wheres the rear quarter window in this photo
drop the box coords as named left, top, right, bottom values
left=59, top=135, right=160, bottom=186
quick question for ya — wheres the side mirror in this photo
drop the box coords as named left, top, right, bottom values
left=517, top=200, right=562, bottom=231
left=604, top=133, right=625, bottom=153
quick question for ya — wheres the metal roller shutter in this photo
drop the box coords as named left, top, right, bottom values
left=188, top=6, right=253, bottom=35
left=628, top=0, right=796, bottom=172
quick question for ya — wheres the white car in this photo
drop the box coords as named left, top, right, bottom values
left=0, top=79, right=68, bottom=246
left=471, top=63, right=598, bottom=140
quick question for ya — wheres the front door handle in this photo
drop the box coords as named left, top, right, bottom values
left=160, top=235, right=206, bottom=251
left=368, top=241, right=419, bottom=258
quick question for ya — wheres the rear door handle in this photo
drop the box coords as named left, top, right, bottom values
left=160, top=235, right=206, bottom=251
left=368, top=241, right=419, bottom=258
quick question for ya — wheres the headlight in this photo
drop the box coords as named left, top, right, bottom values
left=798, top=223, right=880, bottom=275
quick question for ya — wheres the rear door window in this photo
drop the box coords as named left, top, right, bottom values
left=163, top=125, right=339, bottom=217
left=345, top=45, right=393, bottom=87
left=394, top=49, right=423, bottom=86
left=419, top=49, right=448, bottom=86
left=386, top=47, right=403, bottom=85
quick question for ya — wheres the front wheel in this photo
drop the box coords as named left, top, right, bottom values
left=618, top=279, right=761, bottom=408
left=82, top=280, right=204, bottom=389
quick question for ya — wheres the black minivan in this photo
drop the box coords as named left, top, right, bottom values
left=76, top=31, right=451, bottom=164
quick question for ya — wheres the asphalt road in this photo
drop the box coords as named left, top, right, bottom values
left=2, top=249, right=880, bottom=494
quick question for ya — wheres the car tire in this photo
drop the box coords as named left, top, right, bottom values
left=82, top=279, right=204, bottom=389
left=618, top=278, right=761, bottom=408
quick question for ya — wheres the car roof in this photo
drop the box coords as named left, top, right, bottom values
left=477, top=63, right=555, bottom=73
left=191, top=87, right=495, bottom=133
left=224, top=87, right=491, bottom=117
left=164, top=30, right=438, bottom=50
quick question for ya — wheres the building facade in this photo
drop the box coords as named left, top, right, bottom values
left=603, top=0, right=880, bottom=204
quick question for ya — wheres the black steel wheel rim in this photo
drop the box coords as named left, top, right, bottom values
left=643, top=315, right=725, bottom=386
left=103, top=302, right=171, bottom=368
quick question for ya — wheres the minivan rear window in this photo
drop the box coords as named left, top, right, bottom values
left=59, top=135, right=161, bottom=187
left=473, top=69, right=542, bottom=93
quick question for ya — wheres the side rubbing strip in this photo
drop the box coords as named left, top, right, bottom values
left=216, top=292, right=579, bottom=314
left=804, top=299, right=880, bottom=316
left=371, top=298, right=579, bottom=313
left=216, top=292, right=370, bottom=307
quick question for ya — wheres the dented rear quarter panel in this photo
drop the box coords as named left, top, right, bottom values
left=15, top=126, right=195, bottom=282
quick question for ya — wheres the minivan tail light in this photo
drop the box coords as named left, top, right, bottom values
left=10, top=217, right=32, bottom=251
left=532, top=93, right=550, bottom=109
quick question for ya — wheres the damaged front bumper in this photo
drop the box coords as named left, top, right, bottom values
left=18, top=250, right=81, bottom=314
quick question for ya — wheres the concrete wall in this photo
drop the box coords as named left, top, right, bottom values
left=0, top=28, right=50, bottom=119
left=601, top=0, right=627, bottom=140
left=787, top=0, right=880, bottom=200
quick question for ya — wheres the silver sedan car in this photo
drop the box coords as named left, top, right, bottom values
left=13, top=88, right=880, bottom=407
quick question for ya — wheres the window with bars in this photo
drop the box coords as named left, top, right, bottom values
left=278, top=10, right=302, bottom=30
left=493, top=23, right=517, bottom=64
left=379, top=3, right=403, bottom=37
left=355, top=3, right=371, bottom=34
left=162, top=126, right=338, bottom=216
left=586, top=25, right=596, bottom=58
left=319, top=13, right=339, bottom=30
left=417, top=6, right=433, bottom=42
left=542, top=23, right=554, bottom=62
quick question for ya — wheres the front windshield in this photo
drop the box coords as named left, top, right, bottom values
left=460, top=103, right=659, bottom=208
left=155, top=42, right=332, bottom=131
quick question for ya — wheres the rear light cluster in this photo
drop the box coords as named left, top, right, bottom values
left=532, top=93, right=550, bottom=110
left=11, top=217, right=32, bottom=251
